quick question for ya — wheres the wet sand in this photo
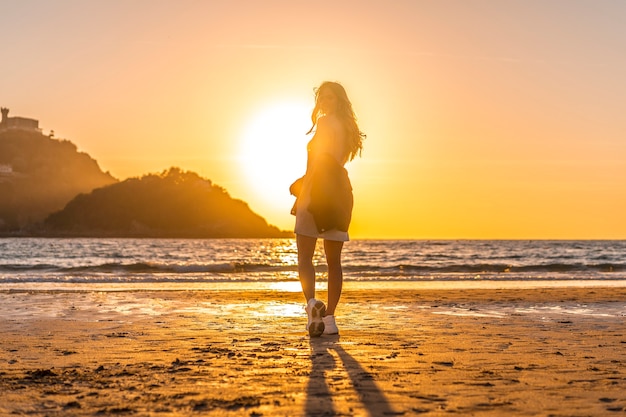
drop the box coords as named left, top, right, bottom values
left=1, top=286, right=625, bottom=416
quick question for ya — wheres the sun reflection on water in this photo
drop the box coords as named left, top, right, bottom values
left=267, top=281, right=302, bottom=292
left=256, top=302, right=304, bottom=318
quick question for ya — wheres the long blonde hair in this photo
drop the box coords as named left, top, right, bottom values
left=307, top=81, right=365, bottom=161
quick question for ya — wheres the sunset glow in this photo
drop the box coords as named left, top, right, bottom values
left=238, top=101, right=311, bottom=226
left=2, top=1, right=625, bottom=239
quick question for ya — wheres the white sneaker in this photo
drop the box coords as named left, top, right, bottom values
left=305, top=298, right=326, bottom=337
left=322, top=315, right=339, bottom=335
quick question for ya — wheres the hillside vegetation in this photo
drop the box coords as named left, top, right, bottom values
left=43, top=167, right=291, bottom=238
left=1, top=129, right=289, bottom=237
left=0, top=130, right=116, bottom=231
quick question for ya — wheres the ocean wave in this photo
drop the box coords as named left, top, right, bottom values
left=0, top=261, right=299, bottom=275
left=1, top=261, right=625, bottom=277
left=375, top=263, right=626, bottom=274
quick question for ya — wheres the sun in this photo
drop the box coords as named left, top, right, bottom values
left=238, top=101, right=311, bottom=226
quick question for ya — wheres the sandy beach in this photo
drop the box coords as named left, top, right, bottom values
left=1, top=285, right=625, bottom=416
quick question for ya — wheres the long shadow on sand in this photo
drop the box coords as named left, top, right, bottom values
left=305, top=336, right=396, bottom=416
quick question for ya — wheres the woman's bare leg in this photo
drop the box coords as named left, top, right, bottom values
left=297, top=234, right=318, bottom=302
left=323, top=239, right=344, bottom=316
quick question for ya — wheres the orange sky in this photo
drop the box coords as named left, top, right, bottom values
left=2, top=1, right=625, bottom=239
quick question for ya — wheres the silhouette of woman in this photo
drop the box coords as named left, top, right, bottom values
left=291, top=81, right=365, bottom=337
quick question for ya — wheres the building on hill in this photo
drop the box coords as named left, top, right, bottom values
left=0, top=108, right=41, bottom=133
left=0, top=164, right=13, bottom=175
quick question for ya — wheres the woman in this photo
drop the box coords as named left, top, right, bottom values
left=291, top=81, right=365, bottom=337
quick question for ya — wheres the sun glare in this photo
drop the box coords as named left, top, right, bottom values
left=238, top=101, right=311, bottom=223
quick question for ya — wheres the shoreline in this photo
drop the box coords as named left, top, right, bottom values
left=2, top=278, right=626, bottom=293
left=1, top=286, right=626, bottom=415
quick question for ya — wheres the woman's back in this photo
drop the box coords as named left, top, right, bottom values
left=308, top=115, right=348, bottom=167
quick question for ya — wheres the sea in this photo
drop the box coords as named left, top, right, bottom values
left=1, top=238, right=625, bottom=291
